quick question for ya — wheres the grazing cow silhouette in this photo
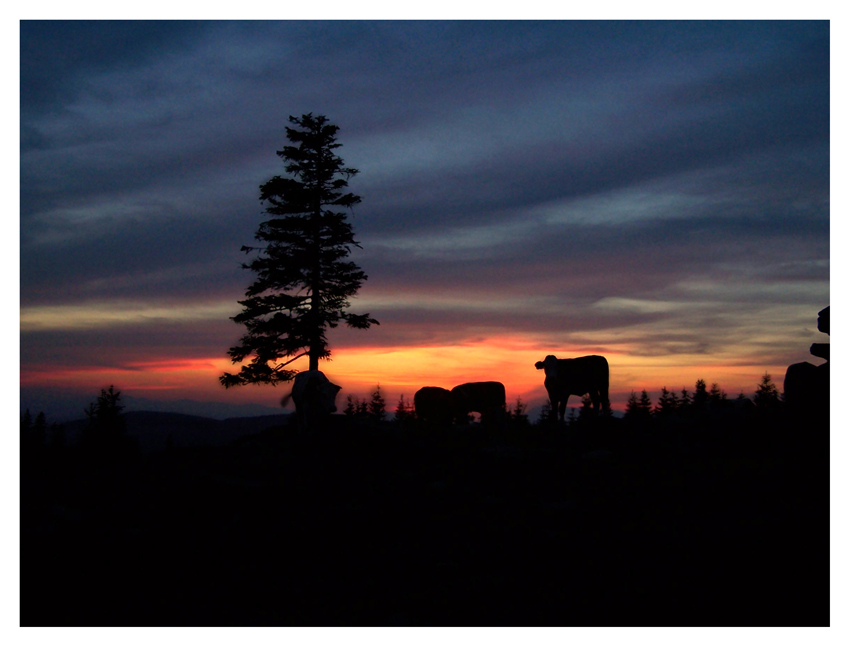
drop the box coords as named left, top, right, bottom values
left=449, top=381, right=507, bottom=427
left=534, top=355, right=610, bottom=421
left=414, top=386, right=453, bottom=426
left=281, top=370, right=341, bottom=432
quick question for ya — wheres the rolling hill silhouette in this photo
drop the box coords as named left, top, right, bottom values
left=59, top=410, right=292, bottom=454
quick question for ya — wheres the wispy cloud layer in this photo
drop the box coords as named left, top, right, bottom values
left=20, top=20, right=829, bottom=418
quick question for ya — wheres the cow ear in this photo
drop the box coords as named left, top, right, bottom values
left=535, top=362, right=544, bottom=369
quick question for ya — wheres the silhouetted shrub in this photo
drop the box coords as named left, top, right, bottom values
left=653, top=387, right=678, bottom=418
left=535, top=400, right=555, bottom=426
left=691, top=379, right=709, bottom=413
left=578, top=394, right=595, bottom=421
left=394, top=394, right=415, bottom=425
left=678, top=388, right=692, bottom=413
left=509, top=397, right=531, bottom=429
left=369, top=385, right=387, bottom=423
left=754, top=372, right=781, bottom=409
left=81, top=385, right=136, bottom=461
left=709, top=383, right=728, bottom=409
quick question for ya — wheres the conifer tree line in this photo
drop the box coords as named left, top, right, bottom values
left=338, top=373, right=784, bottom=428
left=21, top=385, right=130, bottom=455
left=19, top=372, right=786, bottom=440
left=622, top=373, right=781, bottom=424
left=83, top=384, right=125, bottom=434
left=344, top=385, right=390, bottom=424
left=20, top=409, right=58, bottom=449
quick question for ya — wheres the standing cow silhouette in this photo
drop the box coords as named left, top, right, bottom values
left=535, top=355, right=610, bottom=422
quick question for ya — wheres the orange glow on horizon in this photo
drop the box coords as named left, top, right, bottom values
left=22, top=336, right=792, bottom=414
left=20, top=358, right=239, bottom=401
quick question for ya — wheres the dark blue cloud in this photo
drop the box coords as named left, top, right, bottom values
left=20, top=20, right=830, bottom=417
left=21, top=21, right=207, bottom=114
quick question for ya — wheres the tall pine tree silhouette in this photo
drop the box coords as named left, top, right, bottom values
left=222, top=114, right=378, bottom=387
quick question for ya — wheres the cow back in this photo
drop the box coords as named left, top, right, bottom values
left=451, top=382, right=506, bottom=404
left=450, top=382, right=506, bottom=410
left=449, top=381, right=507, bottom=427
left=555, top=355, right=609, bottom=396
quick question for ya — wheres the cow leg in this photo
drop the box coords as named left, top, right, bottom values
left=558, top=396, right=568, bottom=422
left=593, top=389, right=609, bottom=415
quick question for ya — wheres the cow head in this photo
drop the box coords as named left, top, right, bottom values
left=534, top=355, right=559, bottom=378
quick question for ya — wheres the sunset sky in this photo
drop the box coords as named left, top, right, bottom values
left=19, top=19, right=832, bottom=421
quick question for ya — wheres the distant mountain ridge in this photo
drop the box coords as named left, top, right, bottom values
left=59, top=410, right=292, bottom=455
left=122, top=396, right=287, bottom=420
left=20, top=389, right=289, bottom=424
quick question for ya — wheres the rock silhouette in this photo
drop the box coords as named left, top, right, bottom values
left=413, top=386, right=454, bottom=426
left=783, top=306, right=829, bottom=419
left=281, top=370, right=341, bottom=432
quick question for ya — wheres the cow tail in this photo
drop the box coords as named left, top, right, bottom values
left=280, top=391, right=293, bottom=408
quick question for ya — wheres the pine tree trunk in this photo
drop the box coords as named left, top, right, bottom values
left=308, top=189, right=322, bottom=372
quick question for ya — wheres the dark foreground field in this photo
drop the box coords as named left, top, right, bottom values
left=21, top=411, right=829, bottom=626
